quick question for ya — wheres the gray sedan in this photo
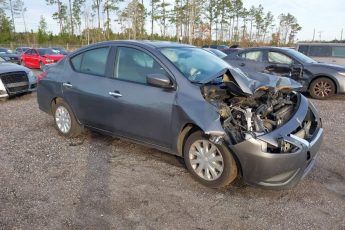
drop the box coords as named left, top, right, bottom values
left=37, top=41, right=323, bottom=189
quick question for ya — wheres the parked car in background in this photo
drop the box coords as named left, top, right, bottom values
left=0, top=47, right=20, bottom=65
left=224, top=47, right=345, bottom=99
left=201, top=45, right=229, bottom=50
left=50, top=47, right=69, bottom=55
left=296, top=43, right=345, bottom=66
left=20, top=48, right=65, bottom=70
left=222, top=48, right=242, bottom=55
left=15, top=47, right=30, bottom=55
left=37, top=41, right=323, bottom=189
left=0, top=56, right=37, bottom=99
left=203, top=48, right=227, bottom=59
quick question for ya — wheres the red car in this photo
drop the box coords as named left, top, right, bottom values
left=20, top=48, right=65, bottom=69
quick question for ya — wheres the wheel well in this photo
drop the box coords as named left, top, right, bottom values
left=51, top=97, right=63, bottom=114
left=308, top=76, right=337, bottom=93
left=176, top=123, right=201, bottom=156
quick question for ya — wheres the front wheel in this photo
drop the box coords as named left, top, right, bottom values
left=184, top=131, right=238, bottom=188
left=52, top=99, right=83, bottom=137
left=309, top=77, right=335, bottom=99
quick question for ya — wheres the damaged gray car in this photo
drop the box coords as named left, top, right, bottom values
left=37, top=41, right=324, bottom=189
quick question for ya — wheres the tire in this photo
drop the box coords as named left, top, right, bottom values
left=52, top=99, right=83, bottom=138
left=309, top=77, right=335, bottom=99
left=183, top=131, right=238, bottom=188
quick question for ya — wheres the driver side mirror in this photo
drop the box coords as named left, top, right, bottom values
left=146, top=74, right=173, bottom=89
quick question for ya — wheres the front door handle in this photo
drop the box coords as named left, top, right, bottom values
left=109, top=91, right=122, bottom=97
left=63, top=82, right=72, bottom=88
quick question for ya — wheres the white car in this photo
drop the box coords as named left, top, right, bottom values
left=0, top=56, right=37, bottom=99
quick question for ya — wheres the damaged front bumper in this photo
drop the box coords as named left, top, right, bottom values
left=230, top=95, right=323, bottom=189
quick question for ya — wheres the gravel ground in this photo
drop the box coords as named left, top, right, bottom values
left=0, top=91, right=345, bottom=230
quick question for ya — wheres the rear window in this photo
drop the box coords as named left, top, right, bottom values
left=309, top=46, right=331, bottom=57
left=239, top=51, right=263, bottom=62
left=71, top=47, right=110, bottom=76
left=298, top=45, right=309, bottom=55
left=332, top=47, right=345, bottom=58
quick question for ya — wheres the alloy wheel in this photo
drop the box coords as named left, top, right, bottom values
left=188, top=140, right=224, bottom=181
left=313, top=80, right=332, bottom=98
left=55, top=106, right=71, bottom=134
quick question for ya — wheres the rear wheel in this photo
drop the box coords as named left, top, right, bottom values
left=52, top=99, right=83, bottom=137
left=309, top=77, right=335, bottom=99
left=184, top=131, right=238, bottom=188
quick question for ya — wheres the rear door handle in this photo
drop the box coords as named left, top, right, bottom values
left=63, top=82, right=72, bottom=88
left=109, top=91, right=122, bottom=97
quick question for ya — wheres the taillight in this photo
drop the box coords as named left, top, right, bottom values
left=37, top=72, right=47, bottom=83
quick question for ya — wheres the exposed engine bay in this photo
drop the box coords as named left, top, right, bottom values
left=201, top=72, right=301, bottom=147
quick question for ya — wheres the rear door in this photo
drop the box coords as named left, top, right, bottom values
left=62, top=46, right=113, bottom=129
left=231, top=50, right=265, bottom=73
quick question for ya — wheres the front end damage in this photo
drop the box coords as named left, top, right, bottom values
left=200, top=69, right=323, bottom=189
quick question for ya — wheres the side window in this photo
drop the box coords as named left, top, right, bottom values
left=298, top=45, right=309, bottom=55
left=71, top=53, right=83, bottom=71
left=239, top=51, right=263, bottom=62
left=114, top=47, right=167, bottom=84
left=332, top=47, right=345, bottom=58
left=268, top=52, right=293, bottom=65
left=71, top=47, right=110, bottom=76
left=309, top=46, right=331, bottom=57
left=25, top=49, right=32, bottom=55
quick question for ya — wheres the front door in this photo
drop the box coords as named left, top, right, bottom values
left=264, top=51, right=302, bottom=82
left=105, top=46, right=176, bottom=147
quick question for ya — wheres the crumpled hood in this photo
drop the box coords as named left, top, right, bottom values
left=199, top=67, right=302, bottom=95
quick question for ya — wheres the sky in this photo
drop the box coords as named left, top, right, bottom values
left=12, top=0, right=345, bottom=41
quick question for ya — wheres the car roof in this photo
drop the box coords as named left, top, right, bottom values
left=241, top=47, right=292, bottom=52
left=90, top=40, right=195, bottom=49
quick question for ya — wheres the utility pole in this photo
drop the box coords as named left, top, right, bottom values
left=312, top=28, right=315, bottom=41
left=318, top=31, right=323, bottom=41
left=341, top=29, right=343, bottom=41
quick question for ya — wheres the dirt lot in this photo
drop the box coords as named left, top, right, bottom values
left=0, top=91, right=345, bottom=229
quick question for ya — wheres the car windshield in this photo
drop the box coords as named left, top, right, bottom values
left=37, top=48, right=59, bottom=55
left=160, top=47, right=231, bottom=82
left=285, top=49, right=317, bottom=64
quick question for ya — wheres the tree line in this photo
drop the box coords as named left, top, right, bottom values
left=0, top=0, right=303, bottom=47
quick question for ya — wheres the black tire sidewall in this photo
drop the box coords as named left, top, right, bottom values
left=310, top=77, right=335, bottom=99
left=183, top=131, right=238, bottom=188
left=53, top=100, right=82, bottom=137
